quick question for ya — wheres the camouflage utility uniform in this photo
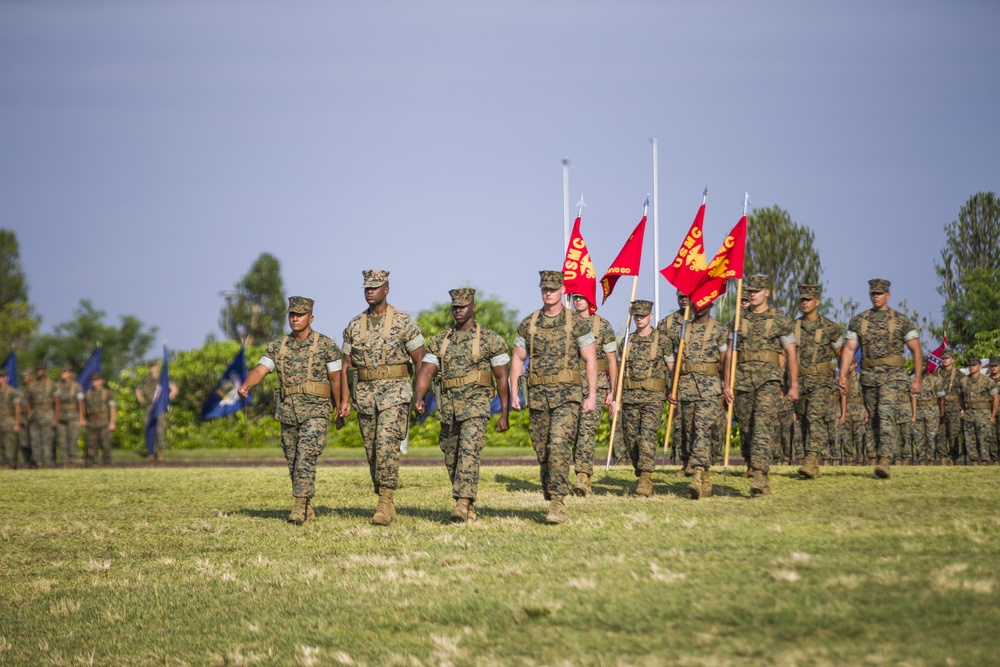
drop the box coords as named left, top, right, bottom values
left=657, top=304, right=690, bottom=465
left=573, top=314, right=616, bottom=480
left=55, top=377, right=84, bottom=466
left=845, top=306, right=919, bottom=468
left=344, top=305, right=423, bottom=494
left=991, top=358, right=1000, bottom=462
left=793, top=310, right=844, bottom=471
left=26, top=375, right=58, bottom=467
left=424, top=322, right=509, bottom=502
left=515, top=308, right=595, bottom=500
left=910, top=373, right=944, bottom=464
left=732, top=307, right=795, bottom=477
left=958, top=370, right=998, bottom=464
left=262, top=330, right=343, bottom=498
left=136, top=373, right=166, bottom=457
left=842, top=368, right=872, bottom=464
left=933, top=361, right=964, bottom=463
left=621, top=324, right=668, bottom=486
left=84, top=384, right=115, bottom=466
left=0, top=380, right=19, bottom=467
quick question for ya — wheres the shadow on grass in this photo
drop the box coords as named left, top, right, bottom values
left=494, top=473, right=541, bottom=494
left=236, top=508, right=290, bottom=521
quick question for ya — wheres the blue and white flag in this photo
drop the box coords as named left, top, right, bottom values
left=3, top=352, right=17, bottom=388
left=144, top=345, right=171, bottom=455
left=201, top=348, right=250, bottom=420
left=77, top=348, right=102, bottom=392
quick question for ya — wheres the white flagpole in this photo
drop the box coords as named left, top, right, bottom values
left=651, top=138, right=660, bottom=322
left=562, top=159, right=570, bottom=257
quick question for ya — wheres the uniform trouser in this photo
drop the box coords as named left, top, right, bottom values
left=992, top=422, right=1000, bottom=463
left=842, top=411, right=868, bottom=463
left=529, top=402, right=580, bottom=499
left=55, top=419, right=80, bottom=465
left=623, top=400, right=665, bottom=476
left=439, top=416, right=488, bottom=500
left=573, top=376, right=609, bottom=475
left=358, top=403, right=408, bottom=494
left=962, top=410, right=994, bottom=463
left=671, top=401, right=690, bottom=463
left=911, top=410, right=939, bottom=462
left=774, top=403, right=793, bottom=462
left=897, top=421, right=914, bottom=462
left=711, top=397, right=726, bottom=464
left=280, top=416, right=329, bottom=498
left=861, top=380, right=908, bottom=461
left=734, top=381, right=783, bottom=474
left=938, top=406, right=962, bottom=460
left=680, top=397, right=720, bottom=470
left=16, top=426, right=31, bottom=466
left=147, top=417, right=167, bottom=455
left=29, top=417, right=56, bottom=467
left=794, top=385, right=840, bottom=458
left=86, top=424, right=113, bottom=465
left=0, top=428, right=16, bottom=466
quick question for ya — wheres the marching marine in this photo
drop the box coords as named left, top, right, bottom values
left=26, top=362, right=59, bottom=468
left=933, top=350, right=963, bottom=465
left=55, top=363, right=85, bottom=467
left=414, top=288, right=510, bottom=523
left=958, top=356, right=998, bottom=465
left=909, top=359, right=944, bottom=465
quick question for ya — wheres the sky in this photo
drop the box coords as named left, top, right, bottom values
left=2, top=1, right=999, bottom=353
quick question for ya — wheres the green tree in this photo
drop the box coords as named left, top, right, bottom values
left=744, top=205, right=823, bottom=317
left=415, top=289, right=519, bottom=345
left=968, top=328, right=1000, bottom=363
left=936, top=193, right=1000, bottom=348
left=31, top=299, right=157, bottom=380
left=222, top=253, right=287, bottom=345
left=0, top=229, right=39, bottom=354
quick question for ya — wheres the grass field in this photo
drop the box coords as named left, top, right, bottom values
left=1, top=462, right=998, bottom=666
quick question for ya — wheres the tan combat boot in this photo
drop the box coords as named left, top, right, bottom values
left=750, top=469, right=772, bottom=497
left=701, top=468, right=714, bottom=498
left=573, top=472, right=592, bottom=497
left=450, top=498, right=470, bottom=524
left=304, top=499, right=316, bottom=523
left=288, top=497, right=307, bottom=524
left=874, top=456, right=891, bottom=479
left=798, top=451, right=821, bottom=479
left=687, top=466, right=705, bottom=500
left=466, top=501, right=478, bottom=523
left=372, top=487, right=396, bottom=525
left=545, top=495, right=567, bottom=524
left=635, top=471, right=654, bottom=497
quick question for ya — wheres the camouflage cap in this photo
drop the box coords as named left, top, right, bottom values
left=35, top=361, right=48, bottom=371
left=967, top=356, right=983, bottom=367
left=675, top=289, right=686, bottom=297
left=798, top=284, right=821, bottom=299
left=61, top=362, right=74, bottom=372
left=941, top=349, right=954, bottom=360
left=448, top=288, right=475, bottom=307
left=539, top=270, right=564, bottom=290
left=362, top=269, right=389, bottom=289
left=990, top=356, right=1000, bottom=367
left=287, top=296, right=314, bottom=314
left=868, top=278, right=891, bottom=294
left=631, top=300, right=653, bottom=317
left=745, top=274, right=769, bottom=292
left=92, top=372, right=103, bottom=381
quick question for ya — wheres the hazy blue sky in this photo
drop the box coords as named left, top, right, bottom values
left=3, top=1, right=998, bottom=352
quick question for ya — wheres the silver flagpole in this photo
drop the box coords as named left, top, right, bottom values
left=562, top=159, right=570, bottom=258
left=651, top=138, right=660, bottom=322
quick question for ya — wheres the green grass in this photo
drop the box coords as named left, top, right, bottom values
left=103, top=445, right=537, bottom=463
left=1, top=464, right=998, bottom=666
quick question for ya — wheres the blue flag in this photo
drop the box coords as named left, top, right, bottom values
left=144, top=345, right=171, bottom=455
left=417, top=388, right=436, bottom=424
left=3, top=352, right=17, bottom=388
left=201, top=348, right=250, bottom=420
left=77, top=348, right=102, bottom=392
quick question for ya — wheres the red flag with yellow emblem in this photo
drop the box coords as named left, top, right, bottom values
left=599, top=216, right=647, bottom=304
left=660, top=204, right=707, bottom=296
left=562, top=216, right=598, bottom=312
left=690, top=215, right=747, bottom=309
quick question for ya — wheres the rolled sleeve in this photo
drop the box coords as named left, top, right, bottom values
left=903, top=329, right=920, bottom=342
left=602, top=341, right=619, bottom=354
left=259, top=356, right=275, bottom=372
left=490, top=353, right=510, bottom=367
left=326, top=359, right=343, bottom=373
left=779, top=333, right=796, bottom=347
left=341, top=342, right=353, bottom=356
left=423, top=353, right=441, bottom=367
left=513, top=334, right=527, bottom=350
left=845, top=331, right=859, bottom=342
left=577, top=332, right=596, bottom=349
left=405, top=334, right=425, bottom=352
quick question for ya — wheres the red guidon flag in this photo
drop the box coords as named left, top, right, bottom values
left=926, top=337, right=948, bottom=374
left=562, top=216, right=598, bottom=313
left=690, top=215, right=747, bottom=309
left=599, top=216, right=647, bottom=304
left=660, top=204, right=707, bottom=296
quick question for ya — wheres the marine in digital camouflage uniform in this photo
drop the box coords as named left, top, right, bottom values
left=84, top=373, right=116, bottom=466
left=568, top=293, right=618, bottom=496
left=135, top=360, right=177, bottom=461
left=958, top=356, right=998, bottom=465
left=841, top=361, right=872, bottom=464
left=414, top=288, right=511, bottom=523
left=990, top=357, right=1000, bottom=462
left=240, top=296, right=344, bottom=524
left=774, top=379, right=795, bottom=464
left=896, top=412, right=915, bottom=465
left=839, top=278, right=922, bottom=479
left=621, top=300, right=668, bottom=497
left=726, top=275, right=798, bottom=496
left=0, top=372, right=21, bottom=468
left=656, top=290, right=693, bottom=471
left=509, top=271, right=598, bottom=525
left=339, top=270, right=425, bottom=526
left=791, top=284, right=845, bottom=479
left=26, top=362, right=59, bottom=468
left=16, top=371, right=33, bottom=467
left=932, top=350, right=963, bottom=464
left=909, top=359, right=944, bottom=464
left=55, top=364, right=85, bottom=467
left=666, top=300, right=729, bottom=499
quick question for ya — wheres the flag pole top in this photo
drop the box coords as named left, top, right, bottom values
left=576, top=196, right=586, bottom=215
left=562, top=158, right=570, bottom=165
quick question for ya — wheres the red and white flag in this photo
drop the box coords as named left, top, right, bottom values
left=562, top=216, right=598, bottom=313
left=926, top=337, right=948, bottom=374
